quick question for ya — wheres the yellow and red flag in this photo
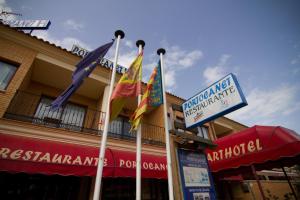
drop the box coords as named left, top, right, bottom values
left=110, top=53, right=143, bottom=121
left=130, top=62, right=163, bottom=131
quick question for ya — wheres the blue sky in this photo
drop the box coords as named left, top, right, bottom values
left=2, top=0, right=300, bottom=133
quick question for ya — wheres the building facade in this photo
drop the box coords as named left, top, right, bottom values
left=0, top=23, right=249, bottom=199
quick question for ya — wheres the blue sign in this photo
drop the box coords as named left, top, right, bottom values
left=182, top=73, right=247, bottom=128
left=177, top=149, right=217, bottom=200
left=2, top=20, right=51, bottom=30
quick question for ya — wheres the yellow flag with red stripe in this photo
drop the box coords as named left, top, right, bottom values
left=130, top=66, right=158, bottom=131
left=110, top=53, right=143, bottom=121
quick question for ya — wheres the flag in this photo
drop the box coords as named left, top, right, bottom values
left=149, top=60, right=163, bottom=107
left=130, top=60, right=163, bottom=131
left=110, top=53, right=143, bottom=121
left=50, top=40, right=114, bottom=110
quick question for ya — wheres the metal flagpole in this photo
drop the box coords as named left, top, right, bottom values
left=93, top=30, right=125, bottom=200
left=135, top=40, right=145, bottom=200
left=157, top=48, right=174, bottom=200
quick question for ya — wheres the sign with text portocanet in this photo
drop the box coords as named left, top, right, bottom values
left=71, top=44, right=127, bottom=74
left=182, top=73, right=247, bottom=128
left=2, top=20, right=51, bottom=30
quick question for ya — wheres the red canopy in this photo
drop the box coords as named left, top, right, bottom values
left=206, top=125, right=300, bottom=172
left=0, top=133, right=167, bottom=179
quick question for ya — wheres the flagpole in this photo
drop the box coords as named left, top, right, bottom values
left=157, top=48, right=174, bottom=200
left=135, top=40, right=145, bottom=200
left=93, top=30, right=125, bottom=200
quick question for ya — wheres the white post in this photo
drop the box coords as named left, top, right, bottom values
left=93, top=30, right=125, bottom=200
left=157, top=48, right=174, bottom=200
left=135, top=40, right=145, bottom=200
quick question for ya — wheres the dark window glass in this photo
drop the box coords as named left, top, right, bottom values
left=0, top=61, right=17, bottom=90
left=197, top=126, right=209, bottom=139
left=0, top=172, right=90, bottom=200
left=109, top=116, right=133, bottom=137
left=167, top=115, right=172, bottom=130
left=34, top=97, right=86, bottom=129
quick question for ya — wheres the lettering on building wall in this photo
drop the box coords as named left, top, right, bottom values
left=207, top=138, right=263, bottom=162
left=0, top=147, right=166, bottom=171
left=0, top=147, right=100, bottom=166
left=71, top=44, right=127, bottom=74
left=119, top=159, right=167, bottom=171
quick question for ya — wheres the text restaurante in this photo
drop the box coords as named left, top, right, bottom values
left=183, top=77, right=234, bottom=117
left=0, top=147, right=167, bottom=171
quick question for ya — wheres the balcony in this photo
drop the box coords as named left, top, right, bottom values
left=3, top=90, right=165, bottom=146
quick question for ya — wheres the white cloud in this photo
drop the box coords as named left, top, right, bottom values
left=163, top=45, right=203, bottom=70
left=104, top=40, right=138, bottom=69
left=203, top=66, right=225, bottom=84
left=105, top=40, right=203, bottom=91
left=0, top=0, right=17, bottom=20
left=117, top=50, right=137, bottom=68
left=21, top=5, right=32, bottom=11
left=32, top=30, right=91, bottom=50
left=178, top=51, right=203, bottom=67
left=111, top=39, right=138, bottom=67
left=124, top=40, right=134, bottom=48
left=292, top=67, right=300, bottom=75
left=163, top=45, right=203, bottom=91
left=203, top=54, right=231, bottom=85
left=143, top=41, right=203, bottom=91
left=291, top=53, right=300, bottom=65
left=165, top=70, right=176, bottom=89
left=226, top=85, right=300, bottom=124
left=63, top=19, right=84, bottom=31
left=143, top=60, right=157, bottom=71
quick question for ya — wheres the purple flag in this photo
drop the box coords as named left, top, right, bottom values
left=50, top=40, right=114, bottom=110
left=72, top=40, right=114, bottom=82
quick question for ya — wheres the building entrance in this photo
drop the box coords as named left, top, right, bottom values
left=0, top=172, right=91, bottom=200
left=102, top=178, right=169, bottom=200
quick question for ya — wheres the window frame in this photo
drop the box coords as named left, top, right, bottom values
left=108, top=115, right=133, bottom=137
left=197, top=126, right=209, bottom=139
left=34, top=95, right=87, bottom=130
left=0, top=59, right=19, bottom=91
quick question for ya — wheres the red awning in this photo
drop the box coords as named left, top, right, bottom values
left=0, top=133, right=167, bottom=179
left=206, top=125, right=300, bottom=172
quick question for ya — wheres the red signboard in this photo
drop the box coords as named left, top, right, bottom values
left=206, top=126, right=300, bottom=172
left=0, top=133, right=167, bottom=179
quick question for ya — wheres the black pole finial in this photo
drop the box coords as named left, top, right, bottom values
left=136, top=40, right=145, bottom=49
left=157, top=48, right=166, bottom=55
left=114, top=30, right=125, bottom=39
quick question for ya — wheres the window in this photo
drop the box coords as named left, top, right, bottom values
left=0, top=60, right=18, bottom=90
left=176, top=116, right=186, bottom=132
left=197, top=126, right=209, bottom=139
left=167, top=114, right=172, bottom=131
left=109, top=116, right=132, bottom=138
left=34, top=97, right=86, bottom=130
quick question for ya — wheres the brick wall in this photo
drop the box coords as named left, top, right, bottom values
left=0, top=37, right=37, bottom=118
